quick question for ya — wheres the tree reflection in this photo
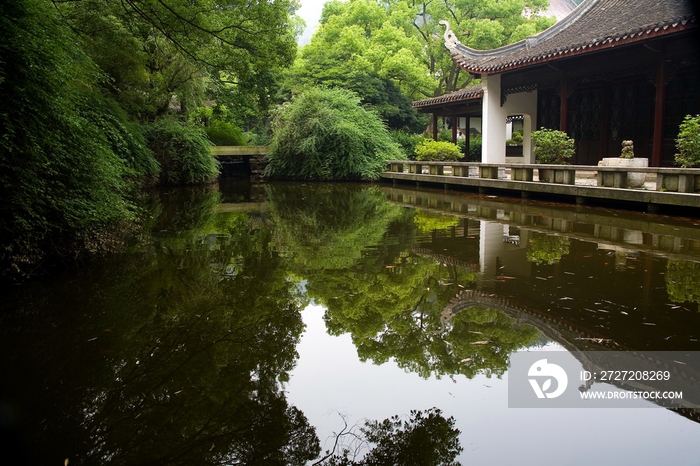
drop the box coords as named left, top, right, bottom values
left=666, top=259, right=700, bottom=307
left=526, top=232, right=571, bottom=265
left=318, top=408, right=462, bottom=466
left=274, top=188, right=540, bottom=379
left=266, top=183, right=406, bottom=270
left=0, top=189, right=319, bottom=465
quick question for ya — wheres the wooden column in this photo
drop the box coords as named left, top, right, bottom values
left=466, top=117, right=471, bottom=159
left=432, top=113, right=438, bottom=140
left=559, top=73, right=568, bottom=132
left=452, top=112, right=458, bottom=143
left=651, top=51, right=667, bottom=167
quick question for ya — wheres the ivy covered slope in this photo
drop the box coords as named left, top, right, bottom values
left=265, top=87, right=402, bottom=181
left=0, top=0, right=142, bottom=276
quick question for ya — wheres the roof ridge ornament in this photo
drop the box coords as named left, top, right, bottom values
left=439, top=20, right=461, bottom=52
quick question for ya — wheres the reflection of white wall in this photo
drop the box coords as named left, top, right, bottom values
left=479, top=221, right=533, bottom=289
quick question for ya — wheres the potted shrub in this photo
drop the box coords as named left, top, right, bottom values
left=674, top=114, right=700, bottom=168
left=531, top=128, right=574, bottom=182
left=599, top=139, right=648, bottom=188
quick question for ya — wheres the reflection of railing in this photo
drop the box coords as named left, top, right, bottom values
left=383, top=185, right=700, bottom=263
left=383, top=161, right=700, bottom=212
left=411, top=245, right=479, bottom=272
left=503, top=234, right=520, bottom=246
left=443, top=289, right=700, bottom=413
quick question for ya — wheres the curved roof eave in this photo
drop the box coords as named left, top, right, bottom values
left=441, top=0, right=698, bottom=75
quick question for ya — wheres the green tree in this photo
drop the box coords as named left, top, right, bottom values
left=265, top=87, right=402, bottom=181
left=0, top=0, right=136, bottom=277
left=387, top=0, right=554, bottom=95
left=54, top=0, right=301, bottom=121
left=291, top=0, right=435, bottom=99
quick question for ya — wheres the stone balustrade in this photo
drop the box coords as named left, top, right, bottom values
left=386, top=161, right=700, bottom=193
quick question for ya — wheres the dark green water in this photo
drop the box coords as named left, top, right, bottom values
left=1, top=182, right=699, bottom=465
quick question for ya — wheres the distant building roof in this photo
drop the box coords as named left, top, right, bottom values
left=412, top=83, right=483, bottom=109
left=543, top=0, right=578, bottom=21
left=442, top=0, right=698, bottom=74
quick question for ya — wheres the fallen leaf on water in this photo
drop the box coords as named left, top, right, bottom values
left=460, top=358, right=472, bottom=363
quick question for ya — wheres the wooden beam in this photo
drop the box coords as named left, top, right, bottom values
left=652, top=51, right=666, bottom=167
left=559, top=72, right=568, bottom=132
left=452, top=112, right=458, bottom=143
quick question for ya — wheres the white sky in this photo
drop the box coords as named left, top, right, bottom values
left=296, top=0, right=329, bottom=46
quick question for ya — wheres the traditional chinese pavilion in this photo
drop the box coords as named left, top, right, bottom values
left=413, top=0, right=699, bottom=166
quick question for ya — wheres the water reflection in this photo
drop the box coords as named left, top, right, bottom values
left=1, top=182, right=700, bottom=464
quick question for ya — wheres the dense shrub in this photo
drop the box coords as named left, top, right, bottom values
left=532, top=128, right=574, bottom=164
left=85, top=96, right=159, bottom=182
left=204, top=120, right=246, bottom=146
left=391, top=130, right=424, bottom=160
left=414, top=140, right=463, bottom=162
left=1, top=0, right=136, bottom=276
left=674, top=115, right=700, bottom=168
left=144, top=119, right=219, bottom=185
left=265, top=87, right=402, bottom=180
left=469, top=134, right=482, bottom=162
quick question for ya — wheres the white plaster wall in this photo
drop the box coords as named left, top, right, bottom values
left=481, top=75, right=508, bottom=163
left=480, top=74, right=538, bottom=164
left=504, top=90, right=538, bottom=164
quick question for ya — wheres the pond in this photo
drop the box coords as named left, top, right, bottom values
left=1, top=181, right=699, bottom=465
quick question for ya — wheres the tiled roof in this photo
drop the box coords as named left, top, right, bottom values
left=412, top=83, right=483, bottom=108
left=443, top=0, right=698, bottom=74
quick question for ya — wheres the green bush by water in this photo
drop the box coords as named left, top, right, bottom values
left=532, top=128, right=574, bottom=164
left=144, top=119, right=219, bottom=185
left=265, top=87, right=402, bottom=180
left=391, top=130, right=423, bottom=160
left=1, top=0, right=137, bottom=276
left=674, top=115, right=700, bottom=168
left=415, top=139, right=463, bottom=162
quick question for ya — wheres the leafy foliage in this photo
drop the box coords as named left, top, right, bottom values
left=532, top=128, right=575, bottom=164
left=526, top=233, right=571, bottom=265
left=415, top=140, right=464, bottom=162
left=469, top=134, right=483, bottom=162
left=666, top=260, right=700, bottom=306
left=53, top=0, right=300, bottom=121
left=391, top=130, right=424, bottom=159
left=265, top=87, right=402, bottom=180
left=144, top=119, right=219, bottom=185
left=0, top=0, right=135, bottom=276
left=674, top=115, right=700, bottom=168
left=391, top=0, right=554, bottom=95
